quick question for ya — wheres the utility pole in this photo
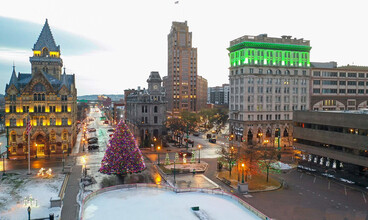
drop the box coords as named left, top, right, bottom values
left=186, top=122, right=189, bottom=152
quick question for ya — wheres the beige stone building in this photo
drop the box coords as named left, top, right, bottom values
left=164, top=21, right=207, bottom=115
left=4, top=19, right=77, bottom=158
left=228, top=34, right=311, bottom=147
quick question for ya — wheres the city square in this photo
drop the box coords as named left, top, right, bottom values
left=0, top=1, right=368, bottom=220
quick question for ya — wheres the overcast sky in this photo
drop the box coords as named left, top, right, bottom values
left=1, top=0, right=367, bottom=96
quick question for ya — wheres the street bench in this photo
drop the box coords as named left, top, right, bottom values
left=222, top=178, right=231, bottom=186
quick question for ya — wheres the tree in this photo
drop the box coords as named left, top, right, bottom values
left=99, top=120, right=146, bottom=178
left=165, top=153, right=170, bottom=165
left=257, top=147, right=279, bottom=182
left=218, top=146, right=238, bottom=177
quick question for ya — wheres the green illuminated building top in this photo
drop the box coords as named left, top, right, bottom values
left=228, top=34, right=311, bottom=68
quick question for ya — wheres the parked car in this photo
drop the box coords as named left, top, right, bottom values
left=88, top=145, right=99, bottom=150
left=178, top=151, right=193, bottom=158
left=109, top=134, right=113, bottom=137
left=88, top=139, right=98, bottom=144
left=88, top=128, right=96, bottom=132
left=104, top=120, right=109, bottom=124
left=193, top=132, right=200, bottom=136
left=209, top=138, right=217, bottom=143
left=87, top=137, right=98, bottom=141
left=107, top=128, right=115, bottom=132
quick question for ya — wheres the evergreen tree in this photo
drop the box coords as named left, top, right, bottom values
left=190, top=151, right=196, bottom=163
left=165, top=153, right=170, bottom=165
left=174, top=152, right=179, bottom=163
left=99, top=120, right=146, bottom=175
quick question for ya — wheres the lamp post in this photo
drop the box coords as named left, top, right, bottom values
left=27, top=206, right=31, bottom=220
left=198, top=145, right=201, bottom=163
left=35, top=144, right=38, bottom=159
left=241, top=163, right=245, bottom=183
left=157, top=146, right=161, bottom=165
left=173, top=159, right=176, bottom=185
left=81, top=155, right=87, bottom=178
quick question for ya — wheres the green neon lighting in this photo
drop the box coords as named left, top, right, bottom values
left=227, top=41, right=311, bottom=52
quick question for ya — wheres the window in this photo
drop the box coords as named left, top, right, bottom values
left=294, top=70, right=298, bottom=75
left=49, top=106, right=56, bottom=113
left=154, top=116, right=158, bottom=124
left=358, top=89, right=364, bottom=94
left=154, top=106, right=158, bottom=113
left=322, top=80, right=337, bottom=85
left=339, top=81, right=346, bottom=85
left=249, top=68, right=254, bottom=74
left=313, top=89, right=320, bottom=94
left=23, top=106, right=29, bottom=113
left=62, top=131, right=68, bottom=140
left=267, top=69, right=272, bottom=74
left=339, top=89, right=346, bottom=94
left=50, top=118, right=56, bottom=126
left=10, top=118, right=16, bottom=126
left=358, top=81, right=364, bottom=86
left=259, top=69, right=263, bottom=74
left=62, top=118, right=68, bottom=126
left=347, top=89, right=356, bottom=94
left=313, top=71, right=320, bottom=76
left=322, top=89, right=337, bottom=94
left=358, top=73, right=365, bottom=78
left=313, top=80, right=320, bottom=85
left=61, top=105, right=68, bottom=112
left=276, top=69, right=281, bottom=75
left=348, top=72, right=357, bottom=78
left=347, top=81, right=357, bottom=86
left=302, top=70, right=307, bottom=76
left=339, top=72, right=346, bottom=77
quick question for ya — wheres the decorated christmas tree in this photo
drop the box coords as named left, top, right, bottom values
left=174, top=153, right=179, bottom=163
left=99, top=120, right=146, bottom=175
left=190, top=151, right=196, bottom=163
left=165, top=153, right=170, bottom=165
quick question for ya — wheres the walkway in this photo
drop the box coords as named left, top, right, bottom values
left=60, top=164, right=82, bottom=220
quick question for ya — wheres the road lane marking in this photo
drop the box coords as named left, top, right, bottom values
left=328, top=181, right=330, bottom=190
left=313, top=176, right=316, bottom=183
left=344, top=186, right=347, bottom=196
left=363, top=192, right=367, bottom=203
left=300, top=173, right=303, bottom=179
left=330, top=200, right=334, bottom=202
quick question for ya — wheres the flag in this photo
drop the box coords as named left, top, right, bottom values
left=26, top=117, right=32, bottom=135
left=175, top=1, right=179, bottom=4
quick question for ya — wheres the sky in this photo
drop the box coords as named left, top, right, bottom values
left=0, top=0, right=368, bottom=96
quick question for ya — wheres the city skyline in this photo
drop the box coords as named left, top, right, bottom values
left=1, top=0, right=368, bottom=95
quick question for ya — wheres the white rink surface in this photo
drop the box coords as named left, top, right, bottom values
left=82, top=188, right=261, bottom=220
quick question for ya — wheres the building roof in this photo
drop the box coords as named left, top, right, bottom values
left=310, top=62, right=337, bottom=69
left=33, top=19, right=60, bottom=52
left=147, top=71, right=162, bottom=83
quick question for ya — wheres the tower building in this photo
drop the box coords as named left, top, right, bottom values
left=4, top=19, right=77, bottom=158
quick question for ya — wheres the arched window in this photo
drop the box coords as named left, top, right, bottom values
left=276, top=69, right=281, bottom=75
left=42, top=47, right=49, bottom=57
left=10, top=131, right=16, bottom=142
left=285, top=70, right=290, bottom=75
left=267, top=69, right=272, bottom=74
left=154, top=106, right=158, bottom=113
left=283, top=128, right=289, bottom=137
left=266, top=128, right=272, bottom=137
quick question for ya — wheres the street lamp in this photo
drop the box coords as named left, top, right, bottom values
left=81, top=155, right=87, bottom=178
left=1, top=143, right=5, bottom=175
left=241, top=163, right=245, bottom=183
left=157, top=146, right=161, bottom=165
left=35, top=144, right=38, bottom=159
left=198, top=145, right=201, bottom=163
left=27, top=206, right=31, bottom=220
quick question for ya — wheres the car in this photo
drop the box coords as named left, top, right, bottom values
left=109, top=134, right=113, bottom=137
left=88, top=145, right=99, bottom=150
left=87, top=137, right=98, bottom=141
left=193, top=132, right=200, bottom=136
left=178, top=151, right=193, bottom=158
left=107, top=128, right=115, bottom=132
left=88, top=139, right=98, bottom=144
left=209, top=138, right=216, bottom=143
left=184, top=138, right=194, bottom=144
left=88, top=128, right=96, bottom=132
left=104, top=120, right=109, bottom=124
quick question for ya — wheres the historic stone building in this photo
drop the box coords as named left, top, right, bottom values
left=125, top=71, right=167, bottom=147
left=4, top=19, right=77, bottom=158
left=228, top=34, right=311, bottom=147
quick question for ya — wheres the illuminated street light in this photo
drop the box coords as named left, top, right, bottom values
left=157, top=146, right=161, bottom=165
left=198, top=145, right=201, bottom=163
left=241, top=163, right=245, bottom=183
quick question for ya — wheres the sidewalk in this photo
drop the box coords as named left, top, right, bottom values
left=60, top=163, right=82, bottom=220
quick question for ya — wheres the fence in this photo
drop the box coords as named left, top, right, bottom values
left=80, top=183, right=271, bottom=220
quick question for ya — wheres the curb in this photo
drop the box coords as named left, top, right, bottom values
left=215, top=174, right=283, bottom=193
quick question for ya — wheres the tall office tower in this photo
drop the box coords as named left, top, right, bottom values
left=310, top=62, right=368, bottom=111
left=227, top=34, right=311, bottom=147
left=166, top=21, right=207, bottom=115
left=208, top=84, right=230, bottom=105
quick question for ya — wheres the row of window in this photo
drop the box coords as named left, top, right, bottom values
left=294, top=122, right=368, bottom=136
left=232, top=95, right=307, bottom=104
left=231, top=104, right=307, bottom=111
left=313, top=89, right=368, bottom=94
left=232, top=113, right=290, bottom=121
left=231, top=68, right=308, bottom=76
left=8, top=117, right=70, bottom=127
left=313, top=71, right=368, bottom=78
left=231, top=78, right=307, bottom=86
left=8, top=105, right=67, bottom=113
left=313, top=80, right=368, bottom=86
left=141, top=106, right=159, bottom=113
left=141, top=116, right=159, bottom=124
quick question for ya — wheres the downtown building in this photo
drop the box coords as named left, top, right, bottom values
left=163, top=21, right=208, bottom=115
left=4, top=19, right=77, bottom=158
left=125, top=72, right=167, bottom=147
left=208, top=84, right=230, bottom=106
left=293, top=110, right=368, bottom=187
left=310, top=62, right=368, bottom=111
left=228, top=34, right=311, bottom=146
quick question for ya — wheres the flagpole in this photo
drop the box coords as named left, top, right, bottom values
left=27, top=114, right=31, bottom=175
